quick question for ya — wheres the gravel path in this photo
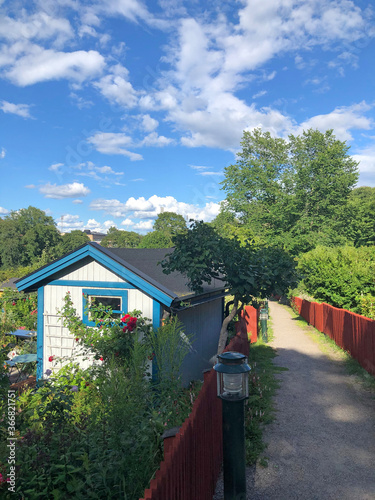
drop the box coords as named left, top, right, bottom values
left=214, top=301, right=375, bottom=500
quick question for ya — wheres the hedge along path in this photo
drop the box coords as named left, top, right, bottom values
left=249, top=301, right=375, bottom=500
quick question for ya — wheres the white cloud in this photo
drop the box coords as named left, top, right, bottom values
left=0, top=12, right=73, bottom=45
left=39, top=182, right=90, bottom=199
left=87, top=133, right=143, bottom=160
left=86, top=218, right=115, bottom=233
left=352, top=144, right=375, bottom=174
left=5, top=46, right=105, bottom=86
left=72, top=199, right=83, bottom=204
left=93, top=65, right=138, bottom=108
left=134, top=0, right=372, bottom=150
left=0, top=148, right=5, bottom=159
left=139, top=132, right=174, bottom=147
left=121, top=218, right=135, bottom=227
left=90, top=195, right=221, bottom=225
left=298, top=102, right=374, bottom=141
left=132, top=220, right=154, bottom=231
left=49, top=162, right=64, bottom=172
left=0, top=207, right=9, bottom=214
left=252, top=90, right=267, bottom=99
left=140, top=114, right=159, bottom=132
left=0, top=101, right=33, bottom=118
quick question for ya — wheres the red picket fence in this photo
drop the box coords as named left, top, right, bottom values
left=140, top=328, right=249, bottom=500
left=292, top=297, right=375, bottom=376
left=235, top=305, right=259, bottom=343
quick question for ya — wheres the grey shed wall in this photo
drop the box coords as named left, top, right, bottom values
left=176, top=297, right=224, bottom=385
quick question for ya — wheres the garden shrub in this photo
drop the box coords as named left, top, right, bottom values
left=0, top=294, right=199, bottom=499
left=296, top=245, right=375, bottom=313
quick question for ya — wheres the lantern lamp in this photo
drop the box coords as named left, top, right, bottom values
left=214, top=351, right=250, bottom=400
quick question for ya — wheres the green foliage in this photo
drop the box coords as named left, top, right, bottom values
left=339, top=187, right=375, bottom=247
left=222, top=128, right=360, bottom=255
left=101, top=227, right=143, bottom=248
left=162, top=220, right=297, bottom=303
left=147, top=316, right=191, bottom=390
left=0, top=206, right=61, bottom=268
left=138, top=230, right=173, bottom=248
left=0, top=288, right=37, bottom=334
left=297, top=245, right=375, bottom=313
left=57, top=230, right=90, bottom=256
left=153, top=211, right=187, bottom=236
left=0, top=296, right=199, bottom=499
left=356, top=294, right=375, bottom=320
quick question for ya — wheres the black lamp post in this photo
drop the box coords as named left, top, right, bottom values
left=214, top=352, right=251, bottom=500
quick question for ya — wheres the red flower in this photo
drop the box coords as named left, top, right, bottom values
left=121, top=314, right=131, bottom=322
left=48, top=355, right=55, bottom=362
left=99, top=357, right=103, bottom=361
left=115, top=352, right=119, bottom=357
left=12, top=302, right=15, bottom=306
left=75, top=338, right=79, bottom=342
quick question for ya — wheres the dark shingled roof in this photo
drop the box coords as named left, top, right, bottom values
left=0, top=277, right=19, bottom=290
left=100, top=246, right=225, bottom=299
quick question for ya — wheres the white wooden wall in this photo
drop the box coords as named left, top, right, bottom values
left=42, top=260, right=154, bottom=375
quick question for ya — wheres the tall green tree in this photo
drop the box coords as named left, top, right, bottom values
left=57, top=230, right=91, bottom=256
left=138, top=231, right=173, bottom=248
left=0, top=206, right=61, bottom=268
left=101, top=227, right=142, bottom=248
left=222, top=128, right=359, bottom=254
left=339, top=187, right=375, bottom=247
left=161, top=220, right=297, bottom=353
left=153, top=212, right=187, bottom=236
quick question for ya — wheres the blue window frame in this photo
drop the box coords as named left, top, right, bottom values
left=82, top=289, right=128, bottom=326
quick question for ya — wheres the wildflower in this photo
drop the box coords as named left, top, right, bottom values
left=75, top=338, right=79, bottom=342
left=71, top=386, right=78, bottom=392
left=12, top=302, right=16, bottom=306
left=48, top=355, right=55, bottom=362
left=45, top=369, right=52, bottom=376
left=99, top=357, right=103, bottom=361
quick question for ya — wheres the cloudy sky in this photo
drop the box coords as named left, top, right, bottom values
left=1, top=0, right=374, bottom=233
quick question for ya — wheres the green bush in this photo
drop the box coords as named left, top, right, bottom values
left=296, top=245, right=375, bottom=313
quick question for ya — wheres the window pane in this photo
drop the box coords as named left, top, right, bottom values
left=90, top=296, right=122, bottom=319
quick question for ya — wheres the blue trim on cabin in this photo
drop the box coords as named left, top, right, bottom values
left=152, top=300, right=162, bottom=329
left=36, top=287, right=44, bottom=381
left=17, top=246, right=91, bottom=291
left=49, top=280, right=136, bottom=289
left=82, top=289, right=128, bottom=327
left=152, top=300, right=162, bottom=381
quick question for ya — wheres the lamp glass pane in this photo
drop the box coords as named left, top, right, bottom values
left=223, top=373, right=242, bottom=395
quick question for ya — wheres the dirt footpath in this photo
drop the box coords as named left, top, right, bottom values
left=214, top=301, right=375, bottom=500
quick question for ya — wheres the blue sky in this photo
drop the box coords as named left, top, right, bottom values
left=1, top=0, right=374, bottom=234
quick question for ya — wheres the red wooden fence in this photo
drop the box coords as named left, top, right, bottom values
left=235, top=305, right=259, bottom=343
left=292, top=297, right=375, bottom=376
left=140, top=328, right=250, bottom=500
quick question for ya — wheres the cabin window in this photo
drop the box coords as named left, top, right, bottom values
left=82, top=289, right=128, bottom=326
